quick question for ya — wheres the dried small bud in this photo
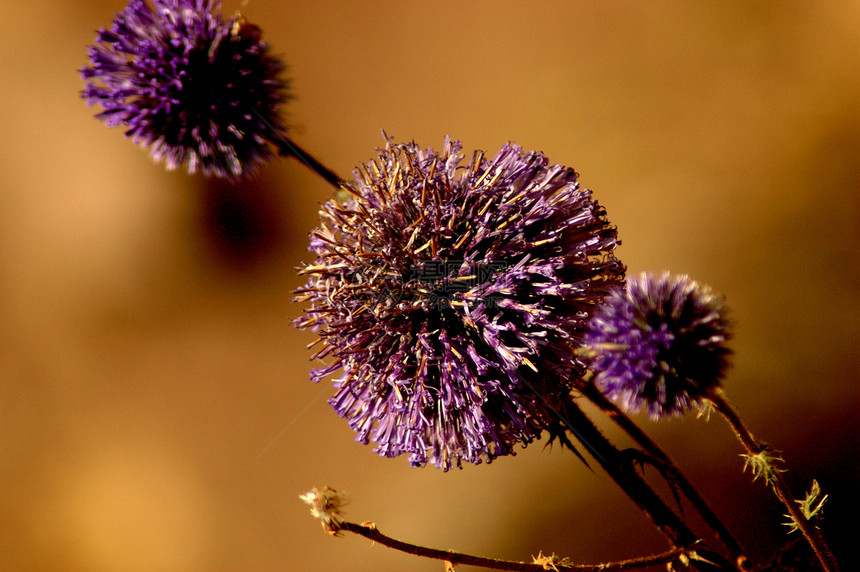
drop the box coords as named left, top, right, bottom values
left=300, top=486, right=348, bottom=535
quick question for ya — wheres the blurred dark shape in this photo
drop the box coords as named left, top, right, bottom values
left=199, top=178, right=284, bottom=270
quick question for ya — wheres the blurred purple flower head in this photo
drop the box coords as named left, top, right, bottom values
left=295, top=136, right=624, bottom=470
left=584, top=272, right=732, bottom=418
left=81, top=0, right=288, bottom=179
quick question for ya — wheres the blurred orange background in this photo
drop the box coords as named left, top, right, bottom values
left=1, top=1, right=857, bottom=570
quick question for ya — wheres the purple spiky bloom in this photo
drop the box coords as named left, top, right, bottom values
left=81, top=0, right=288, bottom=179
left=295, top=136, right=625, bottom=470
left=584, top=272, right=732, bottom=418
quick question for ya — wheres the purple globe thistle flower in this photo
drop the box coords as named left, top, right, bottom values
left=81, top=0, right=288, bottom=179
left=295, top=136, right=625, bottom=470
left=584, top=272, right=732, bottom=418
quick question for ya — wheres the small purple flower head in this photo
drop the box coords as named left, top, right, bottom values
left=295, top=136, right=625, bottom=470
left=81, top=0, right=288, bottom=179
left=584, top=272, right=732, bottom=418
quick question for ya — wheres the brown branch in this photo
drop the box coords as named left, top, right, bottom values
left=338, top=520, right=687, bottom=571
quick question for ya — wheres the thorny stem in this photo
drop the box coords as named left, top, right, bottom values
left=554, top=402, right=736, bottom=571
left=709, top=390, right=840, bottom=572
left=583, top=383, right=750, bottom=571
left=522, top=374, right=735, bottom=569
left=338, top=520, right=688, bottom=571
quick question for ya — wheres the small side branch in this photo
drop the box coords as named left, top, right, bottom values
left=553, top=402, right=736, bottom=570
left=709, top=390, right=840, bottom=572
left=583, top=384, right=749, bottom=570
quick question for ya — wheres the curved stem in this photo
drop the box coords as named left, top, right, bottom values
left=583, top=384, right=749, bottom=570
left=338, top=520, right=687, bottom=571
left=709, top=390, right=840, bottom=572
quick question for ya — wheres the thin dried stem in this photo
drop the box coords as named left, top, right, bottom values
left=338, top=520, right=688, bottom=571
left=709, top=390, right=840, bottom=572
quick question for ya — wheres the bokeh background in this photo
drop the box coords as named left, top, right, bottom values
left=1, top=1, right=857, bottom=570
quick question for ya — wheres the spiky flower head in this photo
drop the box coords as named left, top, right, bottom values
left=81, top=0, right=288, bottom=179
left=584, top=272, right=732, bottom=418
left=295, top=136, right=625, bottom=470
